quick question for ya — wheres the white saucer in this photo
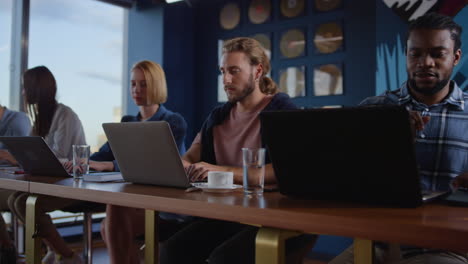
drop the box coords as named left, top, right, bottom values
left=191, top=183, right=242, bottom=193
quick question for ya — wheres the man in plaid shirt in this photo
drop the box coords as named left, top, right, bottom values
left=330, top=12, right=468, bottom=264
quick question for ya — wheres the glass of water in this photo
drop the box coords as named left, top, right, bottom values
left=242, top=148, right=266, bottom=195
left=72, top=145, right=90, bottom=179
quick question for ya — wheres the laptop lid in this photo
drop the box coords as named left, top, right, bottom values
left=260, top=105, right=423, bottom=207
left=0, top=136, right=70, bottom=177
left=102, top=121, right=190, bottom=188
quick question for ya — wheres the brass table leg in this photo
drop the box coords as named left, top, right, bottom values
left=354, top=238, right=373, bottom=264
left=255, top=227, right=301, bottom=264
left=145, top=210, right=159, bottom=264
left=26, top=195, right=40, bottom=264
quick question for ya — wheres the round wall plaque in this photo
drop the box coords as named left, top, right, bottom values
left=280, top=29, right=306, bottom=58
left=280, top=0, right=305, bottom=18
left=248, top=0, right=271, bottom=24
left=314, top=22, right=343, bottom=54
left=220, top=3, right=241, bottom=30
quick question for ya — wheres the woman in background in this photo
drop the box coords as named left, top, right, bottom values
left=89, top=60, right=187, bottom=171
left=8, top=66, right=86, bottom=264
left=95, top=60, right=188, bottom=264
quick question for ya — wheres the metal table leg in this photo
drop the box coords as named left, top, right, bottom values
left=255, top=227, right=301, bottom=264
left=83, top=211, right=93, bottom=264
left=145, top=210, right=159, bottom=264
left=25, top=195, right=40, bottom=264
left=354, top=238, right=373, bottom=264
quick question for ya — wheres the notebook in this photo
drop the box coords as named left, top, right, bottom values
left=83, top=172, right=123, bottom=182
left=102, top=121, right=191, bottom=188
left=260, top=105, right=441, bottom=208
left=0, top=136, right=123, bottom=181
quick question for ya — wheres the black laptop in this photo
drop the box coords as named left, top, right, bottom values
left=0, top=136, right=70, bottom=177
left=0, top=136, right=123, bottom=181
left=260, top=105, right=428, bottom=208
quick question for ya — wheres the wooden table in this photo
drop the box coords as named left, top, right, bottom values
left=2, top=173, right=468, bottom=264
left=0, top=170, right=30, bottom=192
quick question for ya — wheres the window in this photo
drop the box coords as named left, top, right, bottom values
left=28, top=0, right=124, bottom=152
left=0, top=0, right=12, bottom=108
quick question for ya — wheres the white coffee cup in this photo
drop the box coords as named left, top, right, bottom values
left=207, top=171, right=234, bottom=188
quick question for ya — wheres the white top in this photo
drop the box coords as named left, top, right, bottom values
left=43, top=103, right=86, bottom=160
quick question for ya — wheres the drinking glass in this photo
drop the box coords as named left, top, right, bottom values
left=242, top=148, right=266, bottom=195
left=72, top=145, right=90, bottom=179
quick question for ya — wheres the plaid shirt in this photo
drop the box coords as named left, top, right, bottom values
left=360, top=81, right=468, bottom=191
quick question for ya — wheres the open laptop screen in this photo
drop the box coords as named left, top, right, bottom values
left=0, top=136, right=70, bottom=177
left=260, top=105, right=423, bottom=207
left=102, top=121, right=190, bottom=188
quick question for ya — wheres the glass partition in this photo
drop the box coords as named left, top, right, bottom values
left=29, top=0, right=124, bottom=152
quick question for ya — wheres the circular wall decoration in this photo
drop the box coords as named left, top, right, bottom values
left=248, top=0, right=271, bottom=24
left=279, top=66, right=306, bottom=98
left=280, top=29, right=306, bottom=58
left=314, top=22, right=343, bottom=54
left=220, top=3, right=241, bottom=30
left=280, top=0, right=305, bottom=18
left=315, top=0, right=341, bottom=12
left=314, top=64, right=343, bottom=96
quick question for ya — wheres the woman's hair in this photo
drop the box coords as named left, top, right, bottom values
left=131, top=60, right=168, bottom=104
left=222, top=37, right=278, bottom=95
left=22, top=66, right=58, bottom=138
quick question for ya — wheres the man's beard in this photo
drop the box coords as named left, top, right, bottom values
left=408, top=74, right=450, bottom=96
left=226, top=74, right=255, bottom=103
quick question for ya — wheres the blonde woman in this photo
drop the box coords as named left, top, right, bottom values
left=97, top=60, right=188, bottom=264
left=89, top=60, right=187, bottom=171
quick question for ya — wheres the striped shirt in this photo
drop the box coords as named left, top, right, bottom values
left=360, top=81, right=468, bottom=192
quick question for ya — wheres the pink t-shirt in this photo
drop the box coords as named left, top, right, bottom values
left=192, top=95, right=273, bottom=167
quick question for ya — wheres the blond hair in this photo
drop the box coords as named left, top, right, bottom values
left=223, top=37, right=278, bottom=95
left=131, top=60, right=167, bottom=104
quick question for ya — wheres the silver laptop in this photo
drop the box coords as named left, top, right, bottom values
left=102, top=121, right=191, bottom=188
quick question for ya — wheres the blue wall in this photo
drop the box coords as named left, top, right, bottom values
left=126, top=2, right=197, bottom=144
left=126, top=4, right=165, bottom=116
left=126, top=0, right=468, bottom=148
left=163, top=3, right=196, bottom=144
left=190, top=0, right=379, bottom=109
left=375, top=0, right=408, bottom=95
left=375, top=1, right=468, bottom=95
left=452, top=7, right=468, bottom=91
left=126, top=0, right=381, bottom=143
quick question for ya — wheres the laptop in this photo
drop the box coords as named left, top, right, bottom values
left=0, top=136, right=71, bottom=177
left=260, top=105, right=442, bottom=208
left=0, top=136, right=123, bottom=181
left=102, top=121, right=191, bottom=188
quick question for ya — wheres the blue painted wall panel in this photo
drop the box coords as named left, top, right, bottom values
left=163, top=3, right=196, bottom=144
left=126, top=5, right=164, bottom=115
